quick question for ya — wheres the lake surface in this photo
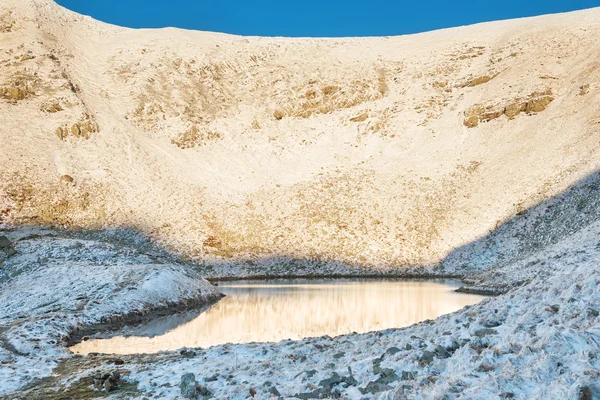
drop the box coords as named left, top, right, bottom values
left=70, top=279, right=487, bottom=355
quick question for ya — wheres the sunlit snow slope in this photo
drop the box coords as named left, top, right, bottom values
left=1, top=0, right=599, bottom=273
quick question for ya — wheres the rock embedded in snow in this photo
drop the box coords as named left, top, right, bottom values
left=179, top=373, right=197, bottom=399
left=0, top=235, right=15, bottom=258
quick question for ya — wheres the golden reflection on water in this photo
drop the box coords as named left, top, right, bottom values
left=71, top=280, right=486, bottom=355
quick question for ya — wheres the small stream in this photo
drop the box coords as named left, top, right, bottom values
left=70, top=279, right=487, bottom=355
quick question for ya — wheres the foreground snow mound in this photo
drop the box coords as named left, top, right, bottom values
left=0, top=227, right=221, bottom=395
left=6, top=220, right=599, bottom=399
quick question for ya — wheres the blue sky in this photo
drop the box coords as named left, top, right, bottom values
left=55, top=0, right=600, bottom=37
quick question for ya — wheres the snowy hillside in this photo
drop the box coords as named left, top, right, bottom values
left=1, top=0, right=599, bottom=273
left=2, top=1, right=600, bottom=398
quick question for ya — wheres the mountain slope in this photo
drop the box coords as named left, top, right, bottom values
left=1, top=0, right=599, bottom=273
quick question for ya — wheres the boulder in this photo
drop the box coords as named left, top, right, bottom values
left=180, top=373, right=197, bottom=399
left=419, top=350, right=435, bottom=364
left=0, top=236, right=16, bottom=257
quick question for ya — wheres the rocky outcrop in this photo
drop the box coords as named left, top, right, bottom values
left=0, top=235, right=16, bottom=258
left=180, top=373, right=197, bottom=399
left=0, top=79, right=34, bottom=103
left=464, top=89, right=554, bottom=128
left=171, top=126, right=222, bottom=149
left=55, top=115, right=100, bottom=140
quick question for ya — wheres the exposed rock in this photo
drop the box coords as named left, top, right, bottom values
left=474, top=328, right=497, bottom=337
left=249, top=386, right=257, bottom=397
left=504, top=101, right=526, bottom=119
left=0, top=80, right=34, bottom=103
left=205, top=373, right=219, bottom=382
left=294, top=388, right=329, bottom=399
left=376, top=368, right=399, bottom=385
left=578, top=384, right=600, bottom=400
left=180, top=373, right=197, bottom=399
left=41, top=101, right=63, bottom=113
left=0, top=236, right=16, bottom=257
left=55, top=115, right=100, bottom=141
left=60, top=175, right=74, bottom=184
left=196, top=384, right=212, bottom=397
left=350, top=112, right=369, bottom=122
left=103, top=379, right=113, bottom=392
left=434, top=344, right=450, bottom=358
left=483, top=320, right=502, bottom=328
left=92, top=370, right=121, bottom=392
left=401, top=371, right=416, bottom=380
left=462, top=73, right=497, bottom=87
left=525, top=94, right=554, bottom=113
left=579, top=83, right=590, bottom=96
left=171, top=126, right=222, bottom=149
left=269, top=386, right=281, bottom=396
left=419, top=350, right=435, bottom=364
left=318, top=372, right=344, bottom=389
left=464, top=90, right=554, bottom=127
left=359, top=381, right=393, bottom=395
left=385, top=346, right=401, bottom=355
left=463, top=114, right=479, bottom=128
left=180, top=348, right=197, bottom=357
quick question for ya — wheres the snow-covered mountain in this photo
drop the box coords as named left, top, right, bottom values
left=2, top=0, right=599, bottom=275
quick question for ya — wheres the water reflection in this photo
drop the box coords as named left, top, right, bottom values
left=71, top=279, right=486, bottom=355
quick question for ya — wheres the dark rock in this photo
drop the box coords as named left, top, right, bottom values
left=180, top=349, right=197, bottom=357
left=474, top=328, right=497, bottom=337
left=579, top=384, right=600, bottom=400
left=333, top=351, right=345, bottom=359
left=93, top=378, right=103, bottom=390
left=103, top=379, right=113, bottom=392
left=405, top=343, right=412, bottom=350
left=589, top=308, right=600, bottom=317
left=547, top=305, right=560, bottom=313
left=419, top=351, right=435, bottom=364
left=386, top=346, right=401, bottom=355
left=196, top=384, right=212, bottom=397
left=294, top=388, right=328, bottom=399
left=112, top=359, right=125, bottom=365
left=269, top=386, right=281, bottom=396
left=359, top=381, right=393, bottom=394
left=434, top=345, right=450, bottom=358
left=250, top=387, right=257, bottom=397
left=372, top=355, right=384, bottom=373
left=401, top=371, right=416, bottom=380
left=319, top=372, right=343, bottom=389
left=376, top=368, right=399, bottom=385
left=299, top=355, right=307, bottom=362
left=205, top=373, right=219, bottom=382
left=483, top=320, right=502, bottom=328
left=180, top=373, right=197, bottom=399
left=0, top=236, right=15, bottom=258
left=109, top=371, right=120, bottom=382
left=449, top=340, right=461, bottom=351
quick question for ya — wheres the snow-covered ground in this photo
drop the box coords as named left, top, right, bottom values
left=1, top=207, right=599, bottom=399
left=0, top=227, right=221, bottom=396
left=1, top=0, right=600, bottom=398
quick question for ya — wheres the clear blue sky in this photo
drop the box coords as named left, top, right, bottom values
left=55, top=0, right=600, bottom=37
